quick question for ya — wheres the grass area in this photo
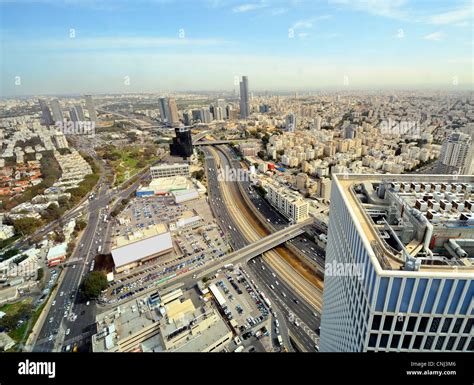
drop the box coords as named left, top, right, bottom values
left=97, top=145, right=158, bottom=187
left=0, top=298, right=32, bottom=315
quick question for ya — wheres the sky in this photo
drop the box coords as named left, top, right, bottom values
left=0, top=0, right=472, bottom=96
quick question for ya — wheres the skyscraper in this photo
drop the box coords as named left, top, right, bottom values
left=320, top=174, right=473, bottom=352
left=436, top=132, right=473, bottom=175
left=159, top=97, right=170, bottom=124
left=170, top=127, right=193, bottom=159
left=239, top=76, right=249, bottom=119
left=85, top=95, right=97, bottom=122
left=69, top=105, right=85, bottom=122
left=50, top=99, right=64, bottom=123
left=286, top=113, right=296, bottom=132
left=38, top=99, right=54, bottom=126
left=167, top=98, right=179, bottom=127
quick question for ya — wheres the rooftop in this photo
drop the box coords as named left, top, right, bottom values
left=335, top=174, right=474, bottom=275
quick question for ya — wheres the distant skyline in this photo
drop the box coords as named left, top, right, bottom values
left=0, top=0, right=473, bottom=96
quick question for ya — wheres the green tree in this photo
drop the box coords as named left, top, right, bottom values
left=81, top=271, right=108, bottom=299
left=12, top=218, right=41, bottom=236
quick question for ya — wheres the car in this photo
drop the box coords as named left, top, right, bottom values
left=86, top=301, right=90, bottom=306
left=66, top=328, right=71, bottom=335
left=314, top=345, right=320, bottom=352
left=293, top=298, right=299, bottom=304
left=49, top=317, right=53, bottom=323
left=52, top=300, right=56, bottom=306
left=275, top=320, right=279, bottom=327
left=48, top=335, right=54, bottom=341
left=281, top=292, right=287, bottom=298
left=60, top=291, right=64, bottom=297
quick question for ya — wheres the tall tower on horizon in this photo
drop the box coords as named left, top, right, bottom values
left=50, top=99, right=64, bottom=123
left=85, top=95, right=97, bottom=122
left=38, top=99, right=54, bottom=126
left=239, top=76, right=249, bottom=119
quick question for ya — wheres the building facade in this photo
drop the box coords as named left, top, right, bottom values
left=320, top=174, right=474, bottom=352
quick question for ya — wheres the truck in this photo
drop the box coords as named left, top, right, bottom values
left=277, top=335, right=283, bottom=347
left=224, top=264, right=234, bottom=270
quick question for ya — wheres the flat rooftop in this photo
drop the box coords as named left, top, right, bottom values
left=335, top=174, right=474, bottom=275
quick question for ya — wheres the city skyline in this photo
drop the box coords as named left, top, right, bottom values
left=1, top=0, right=473, bottom=96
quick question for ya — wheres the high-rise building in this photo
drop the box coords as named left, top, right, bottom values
left=85, top=95, right=97, bottom=122
left=167, top=98, right=180, bottom=127
left=170, top=127, right=193, bottom=159
left=200, top=108, right=212, bottom=124
left=38, top=99, right=54, bottom=126
left=315, top=116, right=322, bottom=131
left=50, top=99, right=64, bottom=123
left=320, top=174, right=474, bottom=352
left=286, top=113, right=297, bottom=132
left=183, top=111, right=192, bottom=126
left=159, top=97, right=170, bottom=123
left=69, top=105, right=85, bottom=122
left=436, top=132, right=473, bottom=175
left=214, top=106, right=224, bottom=121
left=239, top=76, right=249, bottom=119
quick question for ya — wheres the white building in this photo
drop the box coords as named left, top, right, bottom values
left=150, top=163, right=189, bottom=179
left=265, top=181, right=309, bottom=223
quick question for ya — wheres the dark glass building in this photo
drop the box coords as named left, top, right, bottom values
left=170, top=127, right=193, bottom=159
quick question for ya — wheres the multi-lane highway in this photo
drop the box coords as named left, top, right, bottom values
left=201, top=145, right=324, bottom=351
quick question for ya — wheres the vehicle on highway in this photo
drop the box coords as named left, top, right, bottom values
left=48, top=335, right=53, bottom=341
left=60, top=291, right=64, bottom=297
left=49, top=317, right=53, bottom=323
left=281, top=292, right=287, bottom=298
left=314, top=345, right=320, bottom=352
left=52, top=300, right=56, bottom=306
left=86, top=301, right=90, bottom=306
left=293, top=298, right=299, bottom=304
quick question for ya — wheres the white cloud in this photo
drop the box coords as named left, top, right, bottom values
left=428, top=5, right=473, bottom=25
left=232, top=2, right=267, bottom=13
left=422, top=31, right=444, bottom=41
left=292, top=15, right=332, bottom=29
left=298, top=32, right=309, bottom=39
left=270, top=7, right=288, bottom=16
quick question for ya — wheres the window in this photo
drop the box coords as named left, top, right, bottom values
left=368, top=334, right=378, bottom=348
left=413, top=335, right=423, bottom=350
left=456, top=337, right=467, bottom=351
left=423, top=279, right=441, bottom=313
left=453, top=318, right=464, bottom=333
left=407, top=317, right=417, bottom=332
left=402, top=335, right=412, bottom=349
left=371, top=315, right=382, bottom=331
left=435, top=336, right=445, bottom=350
left=418, top=317, right=429, bottom=332
left=430, top=317, right=441, bottom=333
left=376, top=278, right=389, bottom=311
left=436, top=280, right=453, bottom=314
left=379, top=334, right=389, bottom=348
left=412, top=279, right=428, bottom=313
left=448, top=280, right=466, bottom=314
left=441, top=318, right=453, bottom=333
left=388, top=278, right=402, bottom=312
left=390, top=334, right=401, bottom=349
left=400, top=278, right=415, bottom=313
left=383, top=316, right=394, bottom=331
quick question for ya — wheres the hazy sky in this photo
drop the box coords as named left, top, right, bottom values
left=0, top=0, right=473, bottom=96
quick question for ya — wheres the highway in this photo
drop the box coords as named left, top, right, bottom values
left=201, top=145, right=323, bottom=351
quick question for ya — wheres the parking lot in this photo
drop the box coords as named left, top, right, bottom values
left=208, top=265, right=270, bottom=337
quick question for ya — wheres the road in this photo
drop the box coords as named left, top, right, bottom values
left=201, top=145, right=322, bottom=351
